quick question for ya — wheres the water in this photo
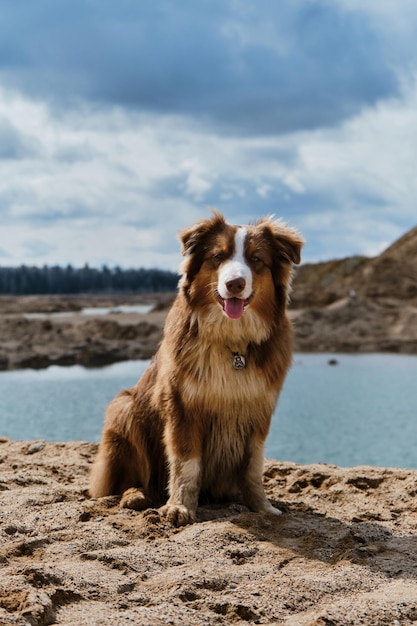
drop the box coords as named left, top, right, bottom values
left=1, top=353, right=416, bottom=469
left=269, top=353, right=417, bottom=469
left=0, top=360, right=149, bottom=444
left=24, top=303, right=154, bottom=319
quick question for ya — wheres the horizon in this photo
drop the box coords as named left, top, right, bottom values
left=2, top=218, right=415, bottom=273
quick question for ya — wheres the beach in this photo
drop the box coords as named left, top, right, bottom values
left=1, top=438, right=417, bottom=625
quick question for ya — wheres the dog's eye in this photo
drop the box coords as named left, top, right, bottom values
left=212, top=252, right=226, bottom=263
left=251, top=255, right=262, bottom=263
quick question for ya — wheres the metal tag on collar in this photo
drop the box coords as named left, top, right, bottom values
left=232, top=353, right=246, bottom=370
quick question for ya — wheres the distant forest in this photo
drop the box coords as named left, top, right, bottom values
left=0, top=265, right=179, bottom=295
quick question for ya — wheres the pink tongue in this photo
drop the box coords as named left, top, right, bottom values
left=224, top=297, right=245, bottom=320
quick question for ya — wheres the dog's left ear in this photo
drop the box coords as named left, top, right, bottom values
left=260, top=217, right=304, bottom=265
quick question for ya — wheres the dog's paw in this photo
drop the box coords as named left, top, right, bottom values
left=264, top=502, right=282, bottom=516
left=120, top=488, right=151, bottom=511
left=159, top=504, right=196, bottom=526
left=254, top=500, right=282, bottom=516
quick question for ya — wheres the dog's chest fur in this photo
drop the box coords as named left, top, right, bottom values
left=157, top=300, right=281, bottom=417
left=179, top=336, right=277, bottom=417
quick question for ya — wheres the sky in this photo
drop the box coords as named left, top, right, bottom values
left=1, top=0, right=417, bottom=271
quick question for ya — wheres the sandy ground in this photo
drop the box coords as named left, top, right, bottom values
left=0, top=294, right=172, bottom=370
left=1, top=438, right=417, bottom=625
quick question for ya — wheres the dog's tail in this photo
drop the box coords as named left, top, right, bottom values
left=89, top=390, right=150, bottom=498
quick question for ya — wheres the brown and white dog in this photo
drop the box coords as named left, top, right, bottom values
left=89, top=211, right=303, bottom=525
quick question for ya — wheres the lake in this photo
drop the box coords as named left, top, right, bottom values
left=1, top=353, right=417, bottom=469
left=24, top=303, right=154, bottom=319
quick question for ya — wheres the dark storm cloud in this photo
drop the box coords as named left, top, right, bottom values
left=0, top=0, right=399, bottom=134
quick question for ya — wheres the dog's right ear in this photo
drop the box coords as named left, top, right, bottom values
left=179, top=211, right=227, bottom=296
left=179, top=210, right=227, bottom=256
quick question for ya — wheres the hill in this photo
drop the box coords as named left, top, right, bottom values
left=291, top=224, right=417, bottom=354
left=357, top=225, right=417, bottom=300
left=292, top=224, right=417, bottom=307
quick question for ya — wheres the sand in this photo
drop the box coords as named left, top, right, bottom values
left=1, top=438, right=417, bottom=625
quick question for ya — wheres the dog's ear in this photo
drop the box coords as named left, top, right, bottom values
left=258, top=216, right=304, bottom=265
left=178, top=211, right=227, bottom=294
left=179, top=210, right=227, bottom=257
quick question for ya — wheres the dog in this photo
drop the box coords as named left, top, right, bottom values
left=89, top=211, right=303, bottom=525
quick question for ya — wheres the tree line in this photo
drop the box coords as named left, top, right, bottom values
left=0, top=264, right=179, bottom=295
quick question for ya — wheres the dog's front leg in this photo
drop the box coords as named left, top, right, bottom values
left=241, top=438, right=282, bottom=516
left=160, top=456, right=201, bottom=525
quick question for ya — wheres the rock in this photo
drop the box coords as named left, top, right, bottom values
left=26, top=443, right=46, bottom=455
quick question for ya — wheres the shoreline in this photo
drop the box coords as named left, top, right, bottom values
left=1, top=293, right=417, bottom=371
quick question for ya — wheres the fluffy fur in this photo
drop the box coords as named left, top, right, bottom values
left=89, top=212, right=304, bottom=525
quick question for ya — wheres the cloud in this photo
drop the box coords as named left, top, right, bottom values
left=0, top=0, right=399, bottom=135
left=23, top=239, right=56, bottom=260
left=1, top=68, right=417, bottom=268
left=0, top=119, right=41, bottom=159
left=291, top=75, right=417, bottom=214
left=0, top=2, right=416, bottom=270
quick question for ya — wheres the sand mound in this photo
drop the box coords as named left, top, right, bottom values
left=1, top=439, right=417, bottom=625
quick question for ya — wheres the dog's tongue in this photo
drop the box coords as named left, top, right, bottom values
left=224, top=297, right=245, bottom=320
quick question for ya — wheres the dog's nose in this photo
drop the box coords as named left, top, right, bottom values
left=225, top=277, right=246, bottom=295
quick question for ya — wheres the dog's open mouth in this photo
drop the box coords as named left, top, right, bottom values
left=216, top=293, right=252, bottom=320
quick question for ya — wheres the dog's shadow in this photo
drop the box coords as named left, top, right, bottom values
left=194, top=498, right=417, bottom=582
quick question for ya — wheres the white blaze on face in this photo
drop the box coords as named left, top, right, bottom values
left=217, top=227, right=253, bottom=319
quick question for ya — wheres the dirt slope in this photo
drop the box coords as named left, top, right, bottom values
left=292, top=223, right=417, bottom=307
left=291, top=224, right=417, bottom=353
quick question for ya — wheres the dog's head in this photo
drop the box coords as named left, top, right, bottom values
left=179, top=211, right=304, bottom=323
